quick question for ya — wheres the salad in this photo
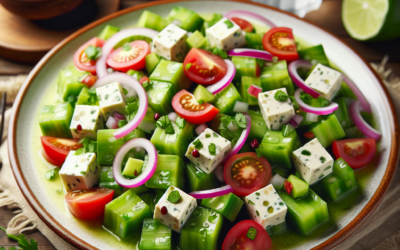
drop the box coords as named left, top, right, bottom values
left=37, top=6, right=381, bottom=250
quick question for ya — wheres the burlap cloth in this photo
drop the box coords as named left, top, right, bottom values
left=0, top=58, right=399, bottom=249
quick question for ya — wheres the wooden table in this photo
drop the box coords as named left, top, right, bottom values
left=1, top=0, right=400, bottom=249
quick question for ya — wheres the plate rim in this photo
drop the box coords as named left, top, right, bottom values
left=7, top=0, right=400, bottom=249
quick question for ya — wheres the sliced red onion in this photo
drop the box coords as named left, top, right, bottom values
left=206, top=59, right=235, bottom=94
left=195, top=123, right=208, bottom=135
left=189, top=185, right=234, bottom=199
left=228, top=48, right=272, bottom=61
left=106, top=116, right=119, bottom=129
left=289, top=114, right=303, bottom=128
left=295, top=89, right=338, bottom=115
left=96, top=28, right=158, bottom=78
left=167, top=112, right=178, bottom=122
left=288, top=60, right=320, bottom=98
left=222, top=113, right=251, bottom=165
left=342, top=74, right=371, bottom=113
left=269, top=174, right=286, bottom=190
left=113, top=138, right=158, bottom=188
left=224, top=10, right=277, bottom=28
left=214, top=165, right=224, bottom=183
left=233, top=101, right=249, bottom=113
left=114, top=112, right=125, bottom=120
left=306, top=112, right=319, bottom=122
left=349, top=100, right=381, bottom=141
left=247, top=84, right=263, bottom=97
left=91, top=72, right=148, bottom=139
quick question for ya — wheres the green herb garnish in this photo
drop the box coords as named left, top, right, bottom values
left=282, top=124, right=295, bottom=137
left=175, top=117, right=186, bottom=129
left=301, top=150, right=311, bottom=156
left=193, top=139, right=203, bottom=150
left=320, top=157, right=326, bottom=163
left=167, top=190, right=181, bottom=203
left=0, top=226, right=38, bottom=250
left=274, top=90, right=289, bottom=102
left=85, top=45, right=102, bottom=60
left=248, top=200, right=255, bottom=205
left=223, top=19, right=234, bottom=28
left=75, top=138, right=97, bottom=155
left=235, top=113, right=247, bottom=129
left=247, top=227, right=257, bottom=240
left=118, top=120, right=128, bottom=128
left=208, top=143, right=216, bottom=155
left=122, top=43, right=132, bottom=51
left=156, top=116, right=175, bottom=135
left=45, top=168, right=59, bottom=181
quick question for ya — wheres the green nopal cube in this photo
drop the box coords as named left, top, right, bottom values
left=57, top=67, right=89, bottom=103
left=187, top=30, right=207, bottom=49
left=39, top=102, right=73, bottom=138
left=214, top=83, right=243, bottom=115
left=232, top=56, right=259, bottom=82
left=103, top=189, right=152, bottom=240
left=239, top=76, right=261, bottom=105
left=137, top=10, right=170, bottom=32
left=146, top=52, right=161, bottom=74
left=201, top=193, right=243, bottom=222
left=139, top=218, right=172, bottom=250
left=260, top=60, right=295, bottom=95
left=145, top=81, right=176, bottom=115
left=145, top=154, right=185, bottom=190
left=149, top=59, right=191, bottom=91
left=186, top=162, right=217, bottom=192
left=167, top=6, right=204, bottom=32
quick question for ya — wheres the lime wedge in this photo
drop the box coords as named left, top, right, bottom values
left=342, top=0, right=400, bottom=41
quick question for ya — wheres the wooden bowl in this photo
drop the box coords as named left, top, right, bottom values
left=8, top=1, right=400, bottom=249
left=0, top=0, right=84, bottom=20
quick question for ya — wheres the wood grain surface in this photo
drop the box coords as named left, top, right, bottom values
left=1, top=0, right=399, bottom=249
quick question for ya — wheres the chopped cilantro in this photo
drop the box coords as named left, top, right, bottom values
left=84, top=45, right=102, bottom=60
left=301, top=150, right=311, bottom=156
left=320, top=157, right=326, bottom=163
left=122, top=88, right=128, bottom=95
left=209, top=143, right=216, bottom=155
left=118, top=120, right=128, bottom=128
left=235, top=113, right=247, bottom=129
left=122, top=42, right=132, bottom=51
left=193, top=139, right=203, bottom=150
left=213, top=132, right=219, bottom=138
left=223, top=19, right=234, bottom=28
left=167, top=190, right=181, bottom=203
left=274, top=90, right=289, bottom=102
left=156, top=116, right=175, bottom=135
left=75, top=138, right=97, bottom=155
left=175, top=117, right=186, bottom=129
left=248, top=200, right=255, bottom=205
left=45, top=168, right=59, bottom=181
left=80, top=171, right=87, bottom=175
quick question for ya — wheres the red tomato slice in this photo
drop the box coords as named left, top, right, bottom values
left=231, top=17, right=254, bottom=32
left=73, top=37, right=105, bottom=75
left=332, top=138, right=376, bottom=169
left=172, top=90, right=219, bottom=125
left=80, top=74, right=97, bottom=88
left=183, top=48, right=228, bottom=85
left=65, top=188, right=114, bottom=220
left=262, top=27, right=299, bottom=62
left=224, top=152, right=272, bottom=197
left=41, top=136, right=82, bottom=167
left=106, top=40, right=150, bottom=72
left=222, top=220, right=272, bottom=250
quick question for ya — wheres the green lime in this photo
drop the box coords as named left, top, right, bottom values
left=342, top=0, right=400, bottom=41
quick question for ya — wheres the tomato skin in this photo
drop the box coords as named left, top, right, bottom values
left=262, top=27, right=299, bottom=62
left=222, top=220, right=272, bottom=250
left=231, top=17, right=254, bottom=32
left=65, top=188, right=114, bottom=220
left=106, top=40, right=150, bottom=72
left=41, top=136, right=82, bottom=167
left=73, top=37, right=105, bottom=75
left=183, top=48, right=228, bottom=85
left=80, top=74, right=97, bottom=88
left=224, top=152, right=272, bottom=197
left=332, top=138, right=376, bottom=169
left=172, top=90, right=220, bottom=125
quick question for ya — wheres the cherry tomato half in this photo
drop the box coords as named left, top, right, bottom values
left=183, top=48, right=228, bottom=85
left=65, top=188, right=114, bottom=220
left=231, top=17, right=254, bottom=32
left=107, top=40, right=150, bottom=72
left=41, top=136, right=82, bottom=167
left=224, top=152, right=272, bottom=197
left=263, top=27, right=299, bottom=62
left=73, top=37, right=105, bottom=75
left=172, top=90, right=220, bottom=124
left=222, top=220, right=272, bottom=250
left=80, top=74, right=97, bottom=88
left=332, top=138, right=376, bottom=169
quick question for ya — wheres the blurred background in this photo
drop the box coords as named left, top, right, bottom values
left=0, top=0, right=399, bottom=249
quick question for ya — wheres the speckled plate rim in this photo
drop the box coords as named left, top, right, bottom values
left=7, top=0, right=399, bottom=249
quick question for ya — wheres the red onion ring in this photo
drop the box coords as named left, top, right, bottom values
left=247, top=84, right=263, bottom=97
left=228, top=48, right=272, bottom=61
left=91, top=72, right=148, bottom=139
left=113, top=138, right=158, bottom=188
left=189, top=185, right=234, bottom=199
left=294, top=88, right=338, bottom=115
left=288, top=114, right=303, bottom=128
left=224, top=10, right=277, bottom=28
left=221, top=113, right=251, bottom=165
left=206, top=59, right=236, bottom=94
left=349, top=100, right=381, bottom=141
left=195, top=123, right=208, bottom=135
left=96, top=28, right=158, bottom=78
left=288, top=60, right=320, bottom=98
left=342, top=74, right=371, bottom=113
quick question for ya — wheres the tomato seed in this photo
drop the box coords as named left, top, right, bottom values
left=134, top=170, right=139, bottom=176
left=154, top=113, right=160, bottom=121
left=77, top=124, right=82, bottom=131
left=250, top=139, right=259, bottom=149
left=192, top=149, right=200, bottom=158
left=161, top=206, right=168, bottom=215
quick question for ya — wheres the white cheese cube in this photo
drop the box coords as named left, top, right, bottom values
left=304, top=63, right=343, bottom=101
left=96, top=82, right=126, bottom=121
left=59, top=151, right=100, bottom=192
left=244, top=184, right=288, bottom=230
left=152, top=24, right=188, bottom=62
left=154, top=186, right=197, bottom=232
left=258, top=88, right=295, bottom=131
left=185, top=128, right=231, bottom=174
left=206, top=18, right=246, bottom=51
left=70, top=105, right=103, bottom=140
left=292, top=138, right=334, bottom=185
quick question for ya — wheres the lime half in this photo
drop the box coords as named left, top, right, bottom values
left=342, top=0, right=400, bottom=41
